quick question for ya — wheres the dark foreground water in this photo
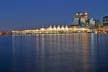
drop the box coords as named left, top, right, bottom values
left=0, top=33, right=108, bottom=72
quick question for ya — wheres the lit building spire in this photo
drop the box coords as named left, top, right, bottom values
left=57, top=25, right=60, bottom=30
left=65, top=25, right=69, bottom=30
left=53, top=25, right=56, bottom=30
left=48, top=25, right=52, bottom=30
left=61, top=25, right=65, bottom=30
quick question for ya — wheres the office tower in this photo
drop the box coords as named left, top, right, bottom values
left=80, top=12, right=89, bottom=27
left=95, top=19, right=101, bottom=28
left=72, top=12, right=80, bottom=26
left=89, top=18, right=96, bottom=28
left=72, top=17, right=80, bottom=26
left=72, top=12, right=89, bottom=27
left=103, top=16, right=108, bottom=26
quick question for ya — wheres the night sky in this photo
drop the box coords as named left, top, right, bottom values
left=0, top=0, right=108, bottom=31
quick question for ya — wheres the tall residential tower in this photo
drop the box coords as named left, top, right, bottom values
left=72, top=12, right=89, bottom=27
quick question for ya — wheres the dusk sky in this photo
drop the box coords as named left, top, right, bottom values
left=0, top=0, right=108, bottom=31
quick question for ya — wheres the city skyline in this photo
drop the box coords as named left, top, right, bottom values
left=0, top=0, right=108, bottom=31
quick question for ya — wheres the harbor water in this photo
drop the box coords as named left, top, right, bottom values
left=0, top=33, right=108, bottom=72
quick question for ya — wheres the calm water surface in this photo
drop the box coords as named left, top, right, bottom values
left=0, top=33, right=108, bottom=72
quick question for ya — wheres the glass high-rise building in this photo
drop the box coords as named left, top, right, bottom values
left=72, top=12, right=89, bottom=27
left=103, top=16, right=108, bottom=26
left=72, top=18, right=80, bottom=25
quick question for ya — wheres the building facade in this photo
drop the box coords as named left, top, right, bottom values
left=72, top=12, right=89, bottom=27
left=103, top=16, right=108, bottom=26
left=89, top=18, right=96, bottom=28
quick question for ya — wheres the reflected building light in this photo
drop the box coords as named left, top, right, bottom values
left=12, top=35, right=15, bottom=56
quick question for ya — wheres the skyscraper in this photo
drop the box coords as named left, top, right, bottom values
left=72, top=12, right=89, bottom=27
left=103, top=16, right=108, bottom=26
left=89, top=18, right=96, bottom=28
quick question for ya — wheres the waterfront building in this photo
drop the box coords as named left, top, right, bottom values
left=95, top=19, right=101, bottom=28
left=80, top=17, right=86, bottom=27
left=61, top=25, right=65, bottom=30
left=53, top=25, right=56, bottom=30
left=48, top=25, right=53, bottom=30
left=72, top=12, right=89, bottom=27
left=72, top=17, right=80, bottom=26
left=57, top=25, right=60, bottom=30
left=12, top=11, right=108, bottom=34
left=103, top=16, right=108, bottom=26
left=80, top=12, right=89, bottom=27
left=103, top=16, right=108, bottom=31
left=89, top=18, right=96, bottom=28
left=65, top=25, right=69, bottom=31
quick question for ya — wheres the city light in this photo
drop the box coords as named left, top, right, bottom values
left=11, top=12, right=108, bottom=35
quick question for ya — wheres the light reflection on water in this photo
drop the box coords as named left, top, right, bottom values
left=0, top=33, right=108, bottom=72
